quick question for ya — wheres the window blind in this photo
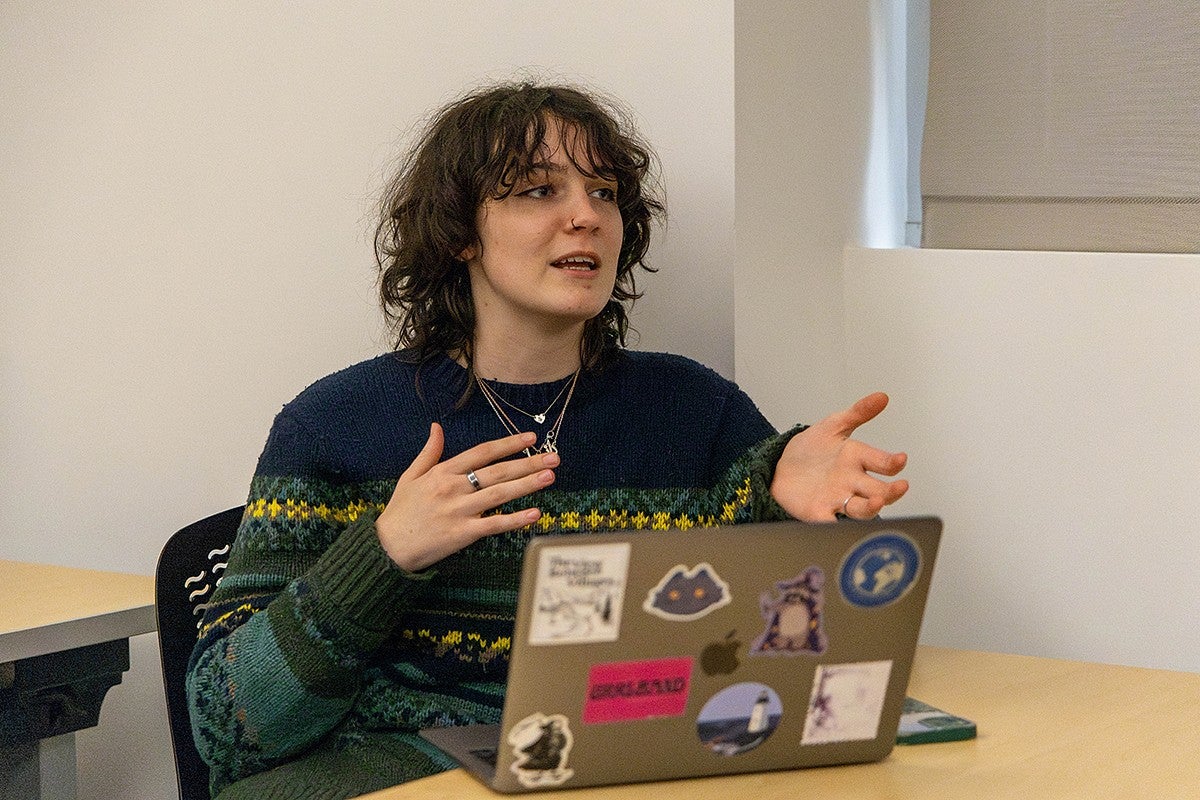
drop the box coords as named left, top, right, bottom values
left=921, top=0, right=1200, bottom=252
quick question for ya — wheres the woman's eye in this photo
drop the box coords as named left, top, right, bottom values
left=519, top=185, right=552, bottom=198
left=591, top=186, right=617, bottom=202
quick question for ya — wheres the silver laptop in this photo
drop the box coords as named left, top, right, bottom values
left=420, top=516, right=942, bottom=793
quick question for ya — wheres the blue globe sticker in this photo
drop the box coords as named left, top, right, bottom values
left=839, top=532, right=922, bottom=608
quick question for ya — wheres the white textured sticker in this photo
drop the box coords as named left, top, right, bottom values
left=801, top=660, right=893, bottom=745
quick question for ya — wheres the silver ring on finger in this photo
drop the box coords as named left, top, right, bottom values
left=838, top=494, right=854, bottom=519
left=466, top=470, right=482, bottom=491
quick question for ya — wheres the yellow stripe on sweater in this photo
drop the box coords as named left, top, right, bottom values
left=246, top=477, right=752, bottom=534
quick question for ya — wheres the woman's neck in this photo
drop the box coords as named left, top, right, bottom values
left=468, top=328, right=583, bottom=384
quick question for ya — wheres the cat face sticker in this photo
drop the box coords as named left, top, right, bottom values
left=643, top=563, right=732, bottom=621
left=508, top=712, right=575, bottom=788
left=750, top=566, right=828, bottom=656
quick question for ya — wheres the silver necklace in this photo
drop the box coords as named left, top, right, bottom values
left=477, top=370, right=577, bottom=424
left=477, top=369, right=580, bottom=456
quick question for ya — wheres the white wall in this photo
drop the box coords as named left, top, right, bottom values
left=736, top=2, right=1200, bottom=673
left=0, top=4, right=733, bottom=798
left=734, top=3, right=876, bottom=420
left=843, top=246, right=1200, bottom=673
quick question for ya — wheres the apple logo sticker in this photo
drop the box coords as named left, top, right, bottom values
left=700, top=630, right=741, bottom=676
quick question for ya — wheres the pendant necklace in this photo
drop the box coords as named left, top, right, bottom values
left=477, top=368, right=580, bottom=456
left=478, top=369, right=577, bottom=424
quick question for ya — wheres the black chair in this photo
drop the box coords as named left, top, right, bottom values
left=155, top=507, right=243, bottom=800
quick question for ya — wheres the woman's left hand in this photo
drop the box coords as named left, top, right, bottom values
left=770, top=392, right=909, bottom=522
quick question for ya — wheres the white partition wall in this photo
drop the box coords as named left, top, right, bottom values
left=841, top=246, right=1200, bottom=672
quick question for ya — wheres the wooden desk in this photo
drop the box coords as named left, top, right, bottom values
left=363, top=646, right=1200, bottom=800
left=1, top=560, right=156, bottom=800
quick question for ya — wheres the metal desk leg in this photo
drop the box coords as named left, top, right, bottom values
left=1, top=733, right=77, bottom=800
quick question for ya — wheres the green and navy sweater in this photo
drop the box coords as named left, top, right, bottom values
left=188, top=350, right=801, bottom=799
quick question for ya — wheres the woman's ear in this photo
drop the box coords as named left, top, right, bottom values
left=458, top=244, right=477, bottom=262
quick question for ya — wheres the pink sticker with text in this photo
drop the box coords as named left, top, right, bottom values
left=583, top=657, right=694, bottom=724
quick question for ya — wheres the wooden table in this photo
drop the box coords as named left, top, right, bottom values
left=362, top=646, right=1200, bottom=799
left=1, top=560, right=156, bottom=800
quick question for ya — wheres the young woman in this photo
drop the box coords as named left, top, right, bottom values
left=187, top=82, right=908, bottom=800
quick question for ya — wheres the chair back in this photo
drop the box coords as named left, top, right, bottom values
left=155, top=507, right=243, bottom=800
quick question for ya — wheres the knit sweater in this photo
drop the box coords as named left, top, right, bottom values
left=187, top=350, right=801, bottom=799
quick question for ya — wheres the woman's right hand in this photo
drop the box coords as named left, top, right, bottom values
left=375, top=422, right=557, bottom=572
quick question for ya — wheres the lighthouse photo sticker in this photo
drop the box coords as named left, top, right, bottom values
left=695, top=682, right=783, bottom=756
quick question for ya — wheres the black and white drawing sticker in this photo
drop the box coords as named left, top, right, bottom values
left=529, top=542, right=631, bottom=644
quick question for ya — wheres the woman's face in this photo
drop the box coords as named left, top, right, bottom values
left=463, top=123, right=623, bottom=342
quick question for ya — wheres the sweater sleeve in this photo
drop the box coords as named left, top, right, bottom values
left=740, top=423, right=809, bottom=522
left=185, top=412, right=434, bottom=795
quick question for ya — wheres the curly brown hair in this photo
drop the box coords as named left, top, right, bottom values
left=374, top=81, right=665, bottom=371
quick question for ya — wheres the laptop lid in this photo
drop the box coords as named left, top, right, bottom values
left=422, top=516, right=941, bottom=793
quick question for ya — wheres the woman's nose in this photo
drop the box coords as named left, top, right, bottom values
left=565, top=187, right=599, bottom=231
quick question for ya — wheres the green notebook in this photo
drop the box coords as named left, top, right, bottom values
left=896, top=697, right=977, bottom=744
